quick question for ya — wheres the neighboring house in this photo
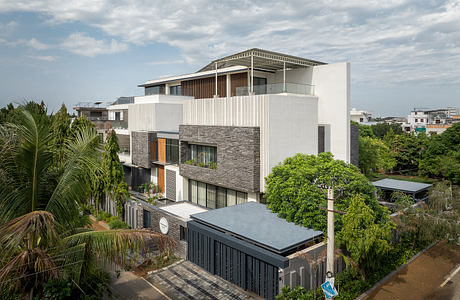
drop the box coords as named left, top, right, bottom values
left=350, top=108, right=372, bottom=123
left=405, top=107, right=459, bottom=134
left=73, top=101, right=112, bottom=139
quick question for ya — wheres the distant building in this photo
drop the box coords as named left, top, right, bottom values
left=404, top=107, right=459, bottom=134
left=350, top=108, right=372, bottom=123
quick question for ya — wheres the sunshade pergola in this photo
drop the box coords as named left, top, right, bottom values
left=199, top=48, right=326, bottom=95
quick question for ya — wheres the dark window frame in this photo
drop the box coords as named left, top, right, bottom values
left=188, top=179, right=247, bottom=209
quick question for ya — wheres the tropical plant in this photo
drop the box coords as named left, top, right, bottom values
left=265, top=152, right=383, bottom=233
left=0, top=108, right=175, bottom=298
left=339, top=195, right=394, bottom=280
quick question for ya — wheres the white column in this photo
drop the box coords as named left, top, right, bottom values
left=283, top=61, right=286, bottom=92
left=327, top=188, right=335, bottom=276
left=215, top=62, right=218, bottom=98
left=251, top=53, right=254, bottom=95
left=226, top=74, right=231, bottom=98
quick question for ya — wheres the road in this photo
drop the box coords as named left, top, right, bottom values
left=364, top=241, right=460, bottom=300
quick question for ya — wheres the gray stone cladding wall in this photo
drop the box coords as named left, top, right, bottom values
left=166, top=169, right=176, bottom=200
left=137, top=201, right=188, bottom=259
left=179, top=125, right=260, bottom=193
left=350, top=124, right=359, bottom=167
left=132, top=131, right=156, bottom=169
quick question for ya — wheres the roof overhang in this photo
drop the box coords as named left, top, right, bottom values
left=198, top=48, right=326, bottom=72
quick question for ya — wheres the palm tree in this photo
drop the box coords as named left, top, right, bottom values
left=0, top=109, right=174, bottom=298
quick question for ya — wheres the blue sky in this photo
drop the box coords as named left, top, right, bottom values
left=0, top=0, right=459, bottom=117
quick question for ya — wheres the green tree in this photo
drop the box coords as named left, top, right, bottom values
left=359, top=136, right=396, bottom=175
left=339, top=195, right=394, bottom=280
left=352, top=121, right=375, bottom=138
left=103, top=129, right=129, bottom=217
left=371, top=122, right=403, bottom=139
left=50, top=104, right=71, bottom=163
left=0, top=110, right=174, bottom=298
left=265, top=152, right=383, bottom=233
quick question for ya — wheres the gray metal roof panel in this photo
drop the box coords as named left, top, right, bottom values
left=372, top=178, right=432, bottom=193
left=190, top=202, right=323, bottom=254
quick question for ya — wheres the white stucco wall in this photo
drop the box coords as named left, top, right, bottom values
left=183, top=94, right=318, bottom=192
left=311, top=62, right=350, bottom=162
left=128, top=102, right=184, bottom=132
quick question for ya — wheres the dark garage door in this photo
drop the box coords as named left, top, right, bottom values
left=187, top=221, right=286, bottom=299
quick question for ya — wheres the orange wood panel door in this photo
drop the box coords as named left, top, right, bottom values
left=158, top=138, right=166, bottom=163
left=158, top=166, right=165, bottom=194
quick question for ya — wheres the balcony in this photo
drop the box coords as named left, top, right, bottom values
left=235, top=82, right=314, bottom=96
left=108, top=120, right=128, bottom=129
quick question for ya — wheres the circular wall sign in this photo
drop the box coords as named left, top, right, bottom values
left=159, top=217, right=169, bottom=234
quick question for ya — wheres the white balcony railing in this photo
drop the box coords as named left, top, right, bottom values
left=236, top=82, right=314, bottom=96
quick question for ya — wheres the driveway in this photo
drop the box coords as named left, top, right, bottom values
left=364, top=241, right=460, bottom=300
left=146, top=260, right=257, bottom=300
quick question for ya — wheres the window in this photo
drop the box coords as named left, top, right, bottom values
left=415, top=118, right=418, bottom=122
left=166, top=139, right=179, bottom=164
left=415, top=112, right=417, bottom=115
left=188, top=179, right=247, bottom=209
left=190, top=144, right=217, bottom=166
left=360, top=118, right=364, bottom=122
left=143, top=209, right=151, bottom=228
left=115, top=111, right=121, bottom=121
left=145, top=85, right=165, bottom=95
left=170, top=85, right=181, bottom=95
left=90, top=111, right=102, bottom=118
left=180, top=226, right=187, bottom=241
left=253, top=77, right=267, bottom=94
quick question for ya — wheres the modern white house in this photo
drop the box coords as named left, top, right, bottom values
left=350, top=108, right=372, bottom=124
left=134, top=49, right=351, bottom=207
left=105, top=48, right=352, bottom=209
left=404, top=107, right=459, bottom=134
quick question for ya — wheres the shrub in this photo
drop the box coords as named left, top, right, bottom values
left=109, top=217, right=129, bottom=229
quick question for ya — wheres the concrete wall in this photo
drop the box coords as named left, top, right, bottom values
left=311, top=62, right=351, bottom=163
left=165, top=165, right=184, bottom=201
left=183, top=94, right=318, bottom=192
left=279, top=242, right=345, bottom=292
left=128, top=95, right=192, bottom=133
left=179, top=125, right=260, bottom=193
left=137, top=201, right=188, bottom=258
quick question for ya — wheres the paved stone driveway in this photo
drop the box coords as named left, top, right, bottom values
left=146, top=260, right=257, bottom=300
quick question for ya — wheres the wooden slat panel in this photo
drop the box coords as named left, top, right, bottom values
left=158, top=166, right=164, bottom=194
left=182, top=75, right=227, bottom=99
left=231, top=72, right=248, bottom=96
left=157, top=138, right=166, bottom=163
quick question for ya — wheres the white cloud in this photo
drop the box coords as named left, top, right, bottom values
left=29, top=55, right=58, bottom=62
left=27, top=38, right=49, bottom=50
left=60, top=32, right=128, bottom=57
left=1, top=0, right=460, bottom=84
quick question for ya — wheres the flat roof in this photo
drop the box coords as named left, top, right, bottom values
left=191, top=202, right=323, bottom=254
left=160, top=201, right=208, bottom=220
left=199, top=48, right=325, bottom=72
left=372, top=178, right=432, bottom=193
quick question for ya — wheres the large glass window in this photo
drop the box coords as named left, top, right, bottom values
left=170, top=85, right=181, bottom=95
left=166, top=139, right=179, bottom=164
left=188, top=179, right=247, bottom=209
left=197, top=182, right=207, bottom=207
left=145, top=85, right=165, bottom=95
left=254, top=77, right=267, bottom=94
left=190, top=144, right=217, bottom=166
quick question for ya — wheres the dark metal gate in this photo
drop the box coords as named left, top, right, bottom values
left=187, top=221, right=288, bottom=299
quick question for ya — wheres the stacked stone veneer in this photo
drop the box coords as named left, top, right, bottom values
left=137, top=201, right=187, bottom=258
left=131, top=131, right=156, bottom=169
left=350, top=124, right=359, bottom=167
left=179, top=125, right=260, bottom=193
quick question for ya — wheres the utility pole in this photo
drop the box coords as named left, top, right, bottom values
left=327, top=187, right=335, bottom=276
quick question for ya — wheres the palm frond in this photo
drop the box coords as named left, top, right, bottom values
left=63, top=229, right=176, bottom=265
left=46, top=125, right=102, bottom=226
left=0, top=211, right=59, bottom=259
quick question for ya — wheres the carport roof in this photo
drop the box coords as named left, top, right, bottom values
left=190, top=202, right=323, bottom=255
left=372, top=178, right=432, bottom=193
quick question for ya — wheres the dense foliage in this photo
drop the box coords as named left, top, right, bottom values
left=0, top=102, right=174, bottom=299
left=265, top=152, right=385, bottom=234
